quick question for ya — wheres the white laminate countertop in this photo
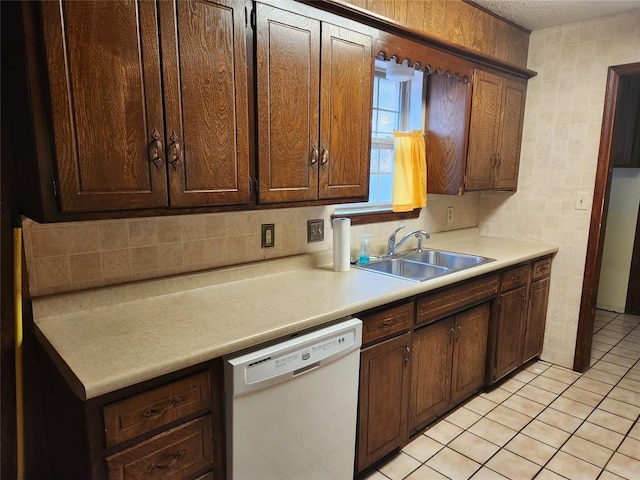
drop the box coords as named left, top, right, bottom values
left=32, top=229, right=558, bottom=400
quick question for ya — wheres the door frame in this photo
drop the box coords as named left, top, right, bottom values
left=573, top=62, right=640, bottom=372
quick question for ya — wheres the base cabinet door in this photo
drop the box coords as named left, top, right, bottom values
left=523, top=277, right=550, bottom=362
left=357, top=333, right=410, bottom=473
left=409, top=320, right=453, bottom=431
left=451, top=303, right=490, bottom=405
left=494, top=285, right=528, bottom=381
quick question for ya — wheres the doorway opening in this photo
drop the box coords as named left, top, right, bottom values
left=574, top=62, right=640, bottom=372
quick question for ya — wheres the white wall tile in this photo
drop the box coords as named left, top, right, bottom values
left=479, top=8, right=640, bottom=368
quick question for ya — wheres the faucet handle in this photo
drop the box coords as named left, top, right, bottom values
left=389, top=225, right=406, bottom=240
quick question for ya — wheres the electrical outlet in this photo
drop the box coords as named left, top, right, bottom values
left=446, top=206, right=455, bottom=225
left=261, top=224, right=275, bottom=248
left=575, top=192, right=588, bottom=210
left=307, top=219, right=324, bottom=243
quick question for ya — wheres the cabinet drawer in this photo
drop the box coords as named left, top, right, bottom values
left=106, top=416, right=213, bottom=480
left=103, top=371, right=211, bottom=447
left=361, top=302, right=413, bottom=344
left=531, top=257, right=552, bottom=281
left=501, top=264, right=529, bottom=291
left=416, top=274, right=499, bottom=325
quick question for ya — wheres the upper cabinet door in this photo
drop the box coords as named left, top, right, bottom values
left=319, top=24, right=372, bottom=200
left=256, top=4, right=321, bottom=203
left=465, top=70, right=502, bottom=191
left=160, top=0, right=251, bottom=208
left=495, top=78, right=526, bottom=190
left=41, top=1, right=168, bottom=212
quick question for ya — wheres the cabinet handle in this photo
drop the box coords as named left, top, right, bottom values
left=320, top=145, right=329, bottom=167
left=404, top=344, right=410, bottom=365
left=511, top=274, right=520, bottom=282
left=496, top=153, right=502, bottom=167
left=450, top=326, right=455, bottom=343
left=144, top=449, right=186, bottom=473
left=169, top=132, right=181, bottom=170
left=310, top=145, right=319, bottom=165
left=148, top=129, right=163, bottom=170
left=457, top=324, right=461, bottom=340
left=491, top=153, right=497, bottom=168
left=378, top=317, right=400, bottom=329
left=141, top=395, right=184, bottom=418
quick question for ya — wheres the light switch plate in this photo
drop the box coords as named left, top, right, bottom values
left=307, top=219, right=324, bottom=242
left=575, top=192, right=589, bottom=210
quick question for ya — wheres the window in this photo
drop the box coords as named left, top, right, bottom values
left=335, top=59, right=425, bottom=223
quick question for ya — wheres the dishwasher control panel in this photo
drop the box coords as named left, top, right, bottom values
left=226, top=318, right=362, bottom=397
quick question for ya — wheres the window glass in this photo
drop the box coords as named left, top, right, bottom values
left=340, top=59, right=424, bottom=213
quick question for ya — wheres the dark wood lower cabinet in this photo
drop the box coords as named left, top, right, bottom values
left=451, top=303, right=490, bottom=405
left=523, top=276, right=550, bottom=362
left=410, top=320, right=453, bottom=430
left=357, top=333, right=411, bottom=473
left=410, top=303, right=490, bottom=432
left=493, top=285, right=528, bottom=381
left=36, top=344, right=224, bottom=480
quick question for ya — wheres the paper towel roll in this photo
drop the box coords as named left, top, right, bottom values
left=332, top=217, right=351, bottom=272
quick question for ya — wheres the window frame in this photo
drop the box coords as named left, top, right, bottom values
left=334, top=63, right=424, bottom=225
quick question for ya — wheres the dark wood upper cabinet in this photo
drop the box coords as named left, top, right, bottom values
left=425, top=74, right=473, bottom=195
left=467, top=70, right=526, bottom=191
left=41, top=0, right=168, bottom=212
left=30, top=0, right=251, bottom=214
left=425, top=69, right=526, bottom=194
left=318, top=23, right=372, bottom=200
left=161, top=0, right=251, bottom=208
left=256, top=3, right=372, bottom=204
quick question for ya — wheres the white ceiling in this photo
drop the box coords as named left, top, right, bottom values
left=471, top=0, right=640, bottom=30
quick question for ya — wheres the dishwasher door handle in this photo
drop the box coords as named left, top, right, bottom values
left=293, top=361, right=321, bottom=377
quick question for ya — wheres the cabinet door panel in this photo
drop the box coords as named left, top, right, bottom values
left=495, top=78, right=526, bottom=190
left=357, top=333, right=410, bottom=473
left=523, top=277, right=550, bottom=362
left=494, top=286, right=527, bottom=381
left=451, top=303, right=490, bottom=404
left=41, top=1, right=167, bottom=211
left=161, top=0, right=250, bottom=207
left=319, top=23, right=372, bottom=200
left=425, top=75, right=472, bottom=195
left=256, top=5, right=320, bottom=203
left=465, top=70, right=501, bottom=191
left=410, top=320, right=453, bottom=430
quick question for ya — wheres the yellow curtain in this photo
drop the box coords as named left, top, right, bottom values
left=392, top=130, right=427, bottom=212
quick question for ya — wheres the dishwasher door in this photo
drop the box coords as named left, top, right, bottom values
left=225, top=318, right=362, bottom=480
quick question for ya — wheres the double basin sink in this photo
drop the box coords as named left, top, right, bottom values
left=356, top=249, right=495, bottom=282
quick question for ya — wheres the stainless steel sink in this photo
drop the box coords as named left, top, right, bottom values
left=358, top=258, right=450, bottom=282
left=403, top=249, right=495, bottom=271
left=355, top=249, right=495, bottom=282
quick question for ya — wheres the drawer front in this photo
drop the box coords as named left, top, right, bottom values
left=361, top=302, right=413, bottom=344
left=501, top=264, right=529, bottom=291
left=416, top=274, right=499, bottom=325
left=103, top=371, right=211, bottom=447
left=106, top=416, right=214, bottom=480
left=532, top=257, right=552, bottom=281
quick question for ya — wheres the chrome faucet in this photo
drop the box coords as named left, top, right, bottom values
left=386, top=228, right=431, bottom=256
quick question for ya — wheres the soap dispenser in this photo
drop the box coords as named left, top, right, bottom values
left=359, top=234, right=372, bottom=264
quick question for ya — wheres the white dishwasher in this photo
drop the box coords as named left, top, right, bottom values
left=225, top=318, right=362, bottom=480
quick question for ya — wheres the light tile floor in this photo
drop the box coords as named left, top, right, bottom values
left=365, top=310, right=640, bottom=480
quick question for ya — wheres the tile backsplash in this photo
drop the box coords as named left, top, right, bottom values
left=23, top=193, right=480, bottom=297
